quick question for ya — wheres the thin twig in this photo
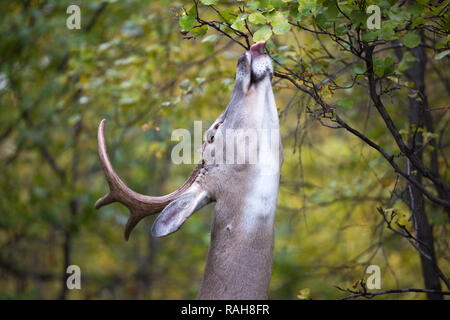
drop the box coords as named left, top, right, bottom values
left=335, top=285, right=450, bottom=300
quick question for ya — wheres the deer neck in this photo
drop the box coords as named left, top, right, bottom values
left=197, top=194, right=276, bottom=300
left=197, top=77, right=281, bottom=300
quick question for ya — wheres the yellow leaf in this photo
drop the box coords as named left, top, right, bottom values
left=297, top=288, right=310, bottom=300
left=396, top=212, right=410, bottom=227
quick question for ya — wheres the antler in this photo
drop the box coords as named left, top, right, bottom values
left=95, top=119, right=202, bottom=240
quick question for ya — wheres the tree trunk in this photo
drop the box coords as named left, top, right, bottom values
left=401, top=32, right=443, bottom=300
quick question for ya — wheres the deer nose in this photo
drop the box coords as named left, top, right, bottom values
left=250, top=41, right=266, bottom=59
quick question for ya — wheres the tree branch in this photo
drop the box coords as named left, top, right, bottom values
left=336, top=285, right=450, bottom=300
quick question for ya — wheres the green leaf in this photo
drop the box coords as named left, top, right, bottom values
left=231, top=19, right=245, bottom=31
left=380, top=27, right=397, bottom=41
left=406, top=3, right=424, bottom=16
left=435, top=49, right=450, bottom=60
left=219, top=9, right=237, bottom=24
left=272, top=13, right=290, bottom=34
left=179, top=15, right=195, bottom=31
left=298, top=0, right=317, bottom=17
left=315, top=14, right=333, bottom=29
left=335, top=25, right=347, bottom=36
left=273, top=23, right=290, bottom=35
left=200, top=0, right=219, bottom=5
left=268, top=11, right=285, bottom=25
left=289, top=7, right=302, bottom=21
left=353, top=64, right=365, bottom=75
left=337, top=97, right=353, bottom=109
left=190, top=25, right=208, bottom=38
left=253, top=25, right=273, bottom=42
left=268, top=12, right=291, bottom=34
left=202, top=34, right=218, bottom=42
left=362, top=31, right=378, bottom=42
left=373, top=57, right=388, bottom=77
left=373, top=57, right=395, bottom=77
left=383, top=57, right=395, bottom=75
left=373, top=57, right=384, bottom=77
left=411, top=16, right=425, bottom=28
left=187, top=5, right=197, bottom=17
left=249, top=12, right=267, bottom=25
left=325, top=1, right=339, bottom=18
left=388, top=7, right=408, bottom=26
left=350, top=10, right=366, bottom=27
left=231, top=13, right=248, bottom=31
left=402, top=32, right=421, bottom=48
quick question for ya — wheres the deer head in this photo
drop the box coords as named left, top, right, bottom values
left=95, top=41, right=283, bottom=299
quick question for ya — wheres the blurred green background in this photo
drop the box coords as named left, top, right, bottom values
left=0, top=0, right=448, bottom=299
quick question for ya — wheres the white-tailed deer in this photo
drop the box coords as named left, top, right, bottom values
left=95, top=41, right=283, bottom=299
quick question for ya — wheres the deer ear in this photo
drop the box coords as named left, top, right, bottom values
left=151, top=188, right=210, bottom=237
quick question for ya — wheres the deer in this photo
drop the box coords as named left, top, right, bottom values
left=95, top=41, right=283, bottom=299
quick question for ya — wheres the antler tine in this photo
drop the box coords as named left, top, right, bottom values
left=95, top=119, right=201, bottom=240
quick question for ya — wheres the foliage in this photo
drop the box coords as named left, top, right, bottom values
left=0, top=0, right=448, bottom=299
